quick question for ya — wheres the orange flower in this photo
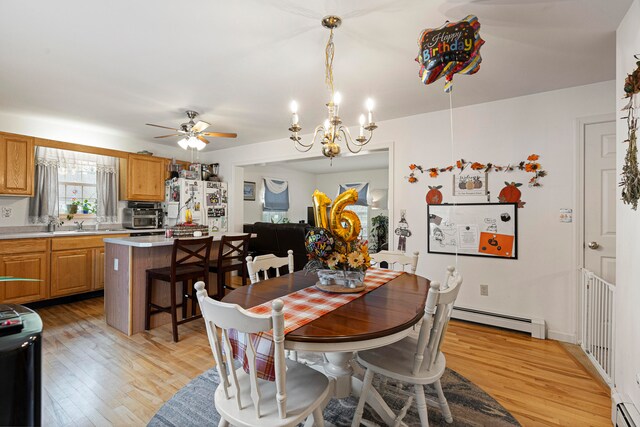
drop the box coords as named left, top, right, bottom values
left=527, top=154, right=539, bottom=161
left=408, top=176, right=417, bottom=183
left=429, top=169, right=439, bottom=178
left=525, top=162, right=540, bottom=172
left=456, top=160, right=463, bottom=169
left=470, top=162, right=485, bottom=170
left=409, top=164, right=417, bottom=170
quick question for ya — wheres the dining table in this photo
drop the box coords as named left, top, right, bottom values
left=222, top=269, right=431, bottom=425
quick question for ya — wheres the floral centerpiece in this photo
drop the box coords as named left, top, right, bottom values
left=304, top=188, right=371, bottom=290
left=304, top=227, right=371, bottom=289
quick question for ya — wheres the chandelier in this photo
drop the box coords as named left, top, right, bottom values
left=288, top=16, right=377, bottom=160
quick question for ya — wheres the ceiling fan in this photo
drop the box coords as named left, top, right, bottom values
left=146, top=110, right=237, bottom=150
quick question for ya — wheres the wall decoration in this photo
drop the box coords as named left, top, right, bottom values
left=453, top=171, right=487, bottom=196
left=427, top=203, right=518, bottom=259
left=498, top=182, right=525, bottom=208
left=416, top=15, right=485, bottom=93
left=426, top=185, right=444, bottom=204
left=620, top=54, right=640, bottom=210
left=243, top=181, right=256, bottom=201
left=395, top=210, right=412, bottom=252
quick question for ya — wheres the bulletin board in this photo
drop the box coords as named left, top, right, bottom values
left=427, top=203, right=518, bottom=259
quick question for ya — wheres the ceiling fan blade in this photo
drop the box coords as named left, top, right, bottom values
left=146, top=123, right=179, bottom=131
left=154, top=134, right=181, bottom=139
left=203, top=132, right=237, bottom=138
left=197, top=135, right=210, bottom=144
left=191, top=120, right=210, bottom=133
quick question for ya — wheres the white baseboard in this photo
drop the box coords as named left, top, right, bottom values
left=612, top=389, right=640, bottom=426
left=547, top=330, right=577, bottom=344
left=452, top=306, right=546, bottom=339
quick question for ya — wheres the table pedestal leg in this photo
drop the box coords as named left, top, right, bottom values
left=324, top=352, right=355, bottom=399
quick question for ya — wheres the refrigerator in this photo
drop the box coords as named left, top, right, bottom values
left=164, top=178, right=228, bottom=233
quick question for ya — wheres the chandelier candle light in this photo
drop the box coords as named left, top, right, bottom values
left=289, top=16, right=378, bottom=161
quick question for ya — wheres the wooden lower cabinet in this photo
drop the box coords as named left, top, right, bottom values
left=93, top=247, right=105, bottom=290
left=0, top=252, right=48, bottom=304
left=50, top=249, right=94, bottom=297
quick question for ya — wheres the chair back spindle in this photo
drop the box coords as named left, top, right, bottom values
left=412, top=267, right=463, bottom=375
left=246, top=250, right=295, bottom=284
left=195, top=282, right=287, bottom=419
left=370, top=250, right=419, bottom=274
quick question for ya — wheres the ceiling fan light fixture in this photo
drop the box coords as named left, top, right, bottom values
left=177, top=138, right=189, bottom=150
left=193, top=138, right=207, bottom=151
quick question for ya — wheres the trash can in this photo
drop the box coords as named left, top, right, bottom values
left=0, top=304, right=43, bottom=426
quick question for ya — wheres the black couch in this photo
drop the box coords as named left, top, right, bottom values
left=243, top=222, right=311, bottom=272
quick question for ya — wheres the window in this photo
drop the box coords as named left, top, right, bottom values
left=262, top=178, right=289, bottom=222
left=350, top=205, right=369, bottom=240
left=58, top=161, right=97, bottom=216
left=262, top=211, right=289, bottom=223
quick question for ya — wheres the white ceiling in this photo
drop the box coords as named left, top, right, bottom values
left=255, top=150, right=389, bottom=174
left=0, top=0, right=631, bottom=152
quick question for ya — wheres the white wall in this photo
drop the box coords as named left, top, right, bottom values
left=0, top=111, right=188, bottom=226
left=615, top=0, right=640, bottom=411
left=207, top=81, right=614, bottom=341
left=242, top=165, right=316, bottom=224
left=314, top=168, right=388, bottom=198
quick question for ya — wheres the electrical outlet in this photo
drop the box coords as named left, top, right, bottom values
left=114, top=258, right=119, bottom=271
left=1, top=207, right=11, bottom=218
left=480, top=284, right=489, bottom=296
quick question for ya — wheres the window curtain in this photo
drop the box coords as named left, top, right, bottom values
left=338, top=182, right=370, bottom=206
left=263, top=178, right=289, bottom=211
left=28, top=147, right=59, bottom=224
left=96, top=154, right=118, bottom=223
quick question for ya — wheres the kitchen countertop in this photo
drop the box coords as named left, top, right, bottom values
left=104, top=232, right=254, bottom=248
left=0, top=228, right=164, bottom=240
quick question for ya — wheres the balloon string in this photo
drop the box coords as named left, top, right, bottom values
left=449, top=89, right=458, bottom=270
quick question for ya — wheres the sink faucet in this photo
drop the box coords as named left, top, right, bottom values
left=74, top=221, right=84, bottom=231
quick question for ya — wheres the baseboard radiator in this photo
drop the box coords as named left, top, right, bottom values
left=452, top=306, right=546, bottom=339
left=616, top=402, right=640, bottom=427
left=579, top=268, right=615, bottom=387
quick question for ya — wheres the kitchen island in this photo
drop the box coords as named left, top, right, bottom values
left=103, top=233, right=248, bottom=335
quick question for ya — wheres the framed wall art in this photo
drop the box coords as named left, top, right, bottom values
left=243, top=181, right=256, bottom=201
left=453, top=171, right=488, bottom=196
left=427, top=203, right=518, bottom=259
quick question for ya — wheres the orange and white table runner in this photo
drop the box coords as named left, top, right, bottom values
left=229, top=267, right=404, bottom=381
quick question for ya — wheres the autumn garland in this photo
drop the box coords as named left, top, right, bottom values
left=406, top=154, right=547, bottom=186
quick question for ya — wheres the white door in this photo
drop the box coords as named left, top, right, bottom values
left=584, top=121, right=616, bottom=284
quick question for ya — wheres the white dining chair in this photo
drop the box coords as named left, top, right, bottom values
left=370, top=250, right=419, bottom=274
left=246, top=250, right=295, bottom=284
left=194, top=282, right=330, bottom=427
left=351, top=266, right=463, bottom=427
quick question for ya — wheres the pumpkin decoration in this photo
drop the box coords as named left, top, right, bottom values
left=426, top=185, right=443, bottom=204
left=499, top=182, right=526, bottom=208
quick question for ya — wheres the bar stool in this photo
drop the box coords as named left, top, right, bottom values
left=209, top=234, right=251, bottom=298
left=145, top=236, right=213, bottom=342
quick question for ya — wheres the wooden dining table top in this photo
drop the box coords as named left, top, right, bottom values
left=222, top=270, right=431, bottom=344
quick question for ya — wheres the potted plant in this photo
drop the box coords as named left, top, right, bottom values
left=80, top=200, right=96, bottom=214
left=369, top=214, right=388, bottom=253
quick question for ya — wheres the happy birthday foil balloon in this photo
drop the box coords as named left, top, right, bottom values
left=329, top=189, right=362, bottom=242
left=417, top=15, right=485, bottom=93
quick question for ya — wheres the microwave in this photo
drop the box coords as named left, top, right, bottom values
left=123, top=208, right=162, bottom=229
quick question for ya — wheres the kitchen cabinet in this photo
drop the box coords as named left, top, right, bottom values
left=120, top=153, right=166, bottom=201
left=51, top=249, right=93, bottom=297
left=0, top=239, right=49, bottom=304
left=93, top=247, right=105, bottom=290
left=0, top=132, right=34, bottom=196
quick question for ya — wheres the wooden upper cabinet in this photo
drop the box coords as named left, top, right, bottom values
left=0, top=133, right=34, bottom=196
left=120, top=153, right=166, bottom=201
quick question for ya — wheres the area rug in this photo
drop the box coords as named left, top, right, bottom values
left=149, top=362, right=520, bottom=427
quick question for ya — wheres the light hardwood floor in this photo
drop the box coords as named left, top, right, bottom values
left=36, top=297, right=611, bottom=426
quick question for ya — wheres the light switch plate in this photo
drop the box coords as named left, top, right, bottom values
left=114, top=258, right=119, bottom=271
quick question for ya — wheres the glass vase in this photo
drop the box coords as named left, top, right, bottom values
left=316, top=269, right=366, bottom=289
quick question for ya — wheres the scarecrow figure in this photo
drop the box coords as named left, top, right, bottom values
left=395, top=211, right=412, bottom=252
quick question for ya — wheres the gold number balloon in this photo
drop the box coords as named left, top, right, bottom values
left=311, top=189, right=362, bottom=242
left=311, top=190, right=331, bottom=229
left=329, top=189, right=362, bottom=242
